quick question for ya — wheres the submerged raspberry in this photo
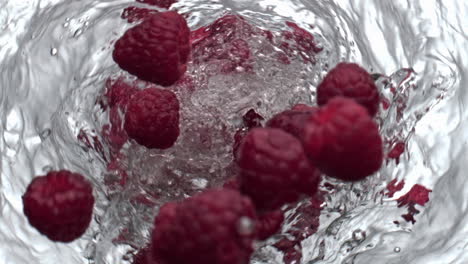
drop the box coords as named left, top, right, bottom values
left=124, top=88, right=180, bottom=149
left=302, top=97, right=383, bottom=181
left=22, top=170, right=95, bottom=242
left=237, top=127, right=321, bottom=212
left=113, top=11, right=190, bottom=86
left=317, top=62, right=380, bottom=116
left=152, top=189, right=256, bottom=264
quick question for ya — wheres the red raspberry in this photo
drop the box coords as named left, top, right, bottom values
left=302, top=97, right=383, bottom=181
left=152, top=189, right=257, bottom=264
left=266, top=106, right=317, bottom=139
left=22, top=170, right=94, bottom=242
left=237, top=128, right=321, bottom=212
left=317, top=62, right=380, bottom=116
left=113, top=11, right=190, bottom=86
left=124, top=88, right=180, bottom=149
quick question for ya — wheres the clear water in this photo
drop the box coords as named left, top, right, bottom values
left=1, top=0, right=467, bottom=263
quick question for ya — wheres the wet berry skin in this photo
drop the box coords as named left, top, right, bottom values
left=113, top=11, right=190, bottom=86
left=22, top=170, right=95, bottom=242
left=302, top=97, right=383, bottom=181
left=266, top=105, right=317, bottom=139
left=237, top=127, right=321, bottom=212
left=124, top=88, right=180, bottom=149
left=152, top=189, right=257, bottom=264
left=317, top=62, right=380, bottom=116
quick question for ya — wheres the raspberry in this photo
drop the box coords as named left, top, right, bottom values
left=113, top=11, right=190, bottom=86
left=302, top=97, right=383, bottom=181
left=266, top=106, right=317, bottom=139
left=22, top=170, right=94, bottom=242
left=124, top=88, right=180, bottom=149
left=152, top=189, right=256, bottom=264
left=237, top=128, right=321, bottom=212
left=317, top=62, right=380, bottom=116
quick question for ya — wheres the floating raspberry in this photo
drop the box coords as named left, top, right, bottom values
left=22, top=170, right=95, bottom=242
left=237, top=128, right=321, bottom=212
left=317, top=63, right=380, bottom=116
left=124, top=88, right=180, bottom=149
left=302, top=97, right=383, bottom=181
left=266, top=106, right=317, bottom=139
left=152, top=189, right=256, bottom=264
left=113, top=11, right=190, bottom=86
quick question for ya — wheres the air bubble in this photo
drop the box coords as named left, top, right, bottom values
left=394, top=247, right=401, bottom=253
left=237, top=216, right=255, bottom=236
left=50, top=48, right=58, bottom=56
left=42, top=165, right=53, bottom=173
left=39, top=128, right=51, bottom=140
left=74, top=28, right=83, bottom=38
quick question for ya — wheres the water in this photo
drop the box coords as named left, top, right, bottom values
left=1, top=0, right=467, bottom=263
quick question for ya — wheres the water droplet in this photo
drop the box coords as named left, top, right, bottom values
left=352, top=229, right=366, bottom=242
left=394, top=247, right=401, bottom=253
left=42, top=165, right=53, bottom=173
left=65, top=17, right=70, bottom=22
left=84, top=21, right=89, bottom=27
left=50, top=48, right=58, bottom=56
left=237, top=216, right=254, bottom=236
left=40, top=128, right=51, bottom=140
left=63, top=22, right=69, bottom=28
left=74, top=28, right=83, bottom=38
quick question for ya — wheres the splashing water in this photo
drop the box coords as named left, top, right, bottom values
left=1, top=0, right=467, bottom=263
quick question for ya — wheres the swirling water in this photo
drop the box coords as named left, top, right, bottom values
left=0, top=0, right=467, bottom=263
